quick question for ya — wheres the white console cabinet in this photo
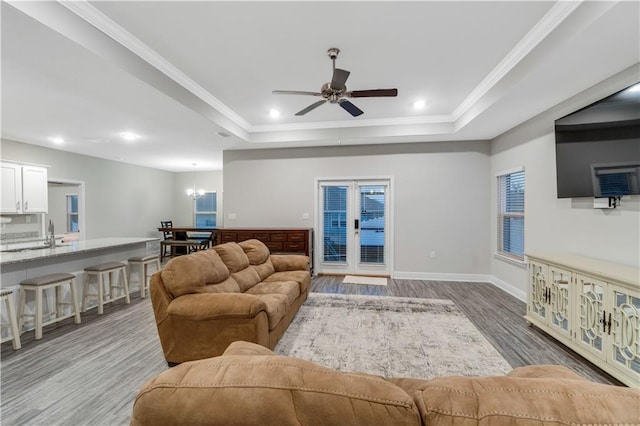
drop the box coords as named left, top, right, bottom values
left=0, top=162, right=48, bottom=214
left=526, top=253, right=639, bottom=388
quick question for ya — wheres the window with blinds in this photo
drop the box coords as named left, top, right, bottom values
left=497, top=169, right=525, bottom=260
left=194, top=192, right=217, bottom=227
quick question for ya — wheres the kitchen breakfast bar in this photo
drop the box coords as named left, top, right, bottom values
left=0, top=238, right=158, bottom=335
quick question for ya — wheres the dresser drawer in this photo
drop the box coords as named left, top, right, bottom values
left=284, top=241, right=305, bottom=251
left=237, top=232, right=255, bottom=242
left=265, top=241, right=283, bottom=251
left=220, top=232, right=237, bottom=242
left=253, top=233, right=271, bottom=242
left=288, top=233, right=306, bottom=242
left=271, top=233, right=287, bottom=242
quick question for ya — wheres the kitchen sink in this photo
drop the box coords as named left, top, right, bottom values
left=1, top=243, right=71, bottom=253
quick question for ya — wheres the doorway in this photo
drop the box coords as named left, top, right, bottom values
left=46, top=179, right=85, bottom=241
left=316, top=178, right=392, bottom=276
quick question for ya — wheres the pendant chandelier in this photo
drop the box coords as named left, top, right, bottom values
left=186, top=163, right=205, bottom=199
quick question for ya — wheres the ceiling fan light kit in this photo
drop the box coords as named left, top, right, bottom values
left=273, top=47, right=398, bottom=117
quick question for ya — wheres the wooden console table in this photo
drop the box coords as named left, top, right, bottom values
left=218, top=228, right=314, bottom=271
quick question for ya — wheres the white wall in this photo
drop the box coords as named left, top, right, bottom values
left=490, top=67, right=640, bottom=296
left=223, top=141, right=492, bottom=278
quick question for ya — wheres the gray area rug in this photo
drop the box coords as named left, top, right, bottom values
left=274, top=293, right=512, bottom=379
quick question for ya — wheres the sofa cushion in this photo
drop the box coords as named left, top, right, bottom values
left=230, top=267, right=261, bottom=292
left=130, top=354, right=421, bottom=426
left=160, top=249, right=231, bottom=297
left=251, top=261, right=276, bottom=281
left=253, top=293, right=289, bottom=330
left=414, top=375, right=640, bottom=426
left=264, top=270, right=311, bottom=294
left=213, top=242, right=250, bottom=273
left=239, top=239, right=270, bottom=264
left=246, top=281, right=300, bottom=305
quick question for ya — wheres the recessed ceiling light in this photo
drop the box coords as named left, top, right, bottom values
left=628, top=83, right=640, bottom=93
left=269, top=109, right=280, bottom=118
left=413, top=100, right=426, bottom=110
left=120, top=132, right=140, bottom=141
left=49, top=137, right=64, bottom=145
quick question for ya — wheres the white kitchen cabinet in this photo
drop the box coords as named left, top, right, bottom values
left=0, top=162, right=48, bottom=213
left=1, top=163, right=22, bottom=213
left=526, top=253, right=639, bottom=388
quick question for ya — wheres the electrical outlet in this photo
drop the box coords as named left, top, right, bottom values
left=228, top=213, right=237, bottom=220
left=25, top=216, right=31, bottom=223
left=302, top=213, right=310, bottom=220
left=429, top=251, right=437, bottom=259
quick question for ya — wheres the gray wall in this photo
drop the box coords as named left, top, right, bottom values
left=1, top=139, right=174, bottom=239
left=223, top=141, right=492, bottom=277
left=490, top=67, right=640, bottom=295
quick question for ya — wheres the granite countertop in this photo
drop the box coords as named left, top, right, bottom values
left=0, top=237, right=158, bottom=265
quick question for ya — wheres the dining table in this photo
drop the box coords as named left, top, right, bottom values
left=157, top=227, right=218, bottom=261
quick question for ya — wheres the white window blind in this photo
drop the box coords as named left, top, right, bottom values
left=194, top=192, right=217, bottom=228
left=497, top=169, right=525, bottom=260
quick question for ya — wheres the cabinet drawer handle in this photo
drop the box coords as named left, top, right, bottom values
left=24, top=201, right=28, bottom=210
left=16, top=201, right=20, bottom=210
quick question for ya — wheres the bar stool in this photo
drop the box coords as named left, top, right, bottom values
left=82, top=262, right=130, bottom=314
left=127, top=254, right=160, bottom=298
left=18, top=273, right=81, bottom=340
left=1, top=289, right=21, bottom=349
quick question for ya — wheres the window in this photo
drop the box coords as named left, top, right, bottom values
left=66, top=194, right=79, bottom=232
left=194, top=192, right=217, bottom=227
left=497, top=168, right=525, bottom=260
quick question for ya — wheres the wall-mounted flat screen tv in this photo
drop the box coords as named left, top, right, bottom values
left=555, top=82, right=640, bottom=198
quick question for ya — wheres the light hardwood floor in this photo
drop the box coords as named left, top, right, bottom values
left=0, top=276, right=621, bottom=425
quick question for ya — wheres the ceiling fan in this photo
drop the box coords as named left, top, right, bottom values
left=272, top=48, right=398, bottom=117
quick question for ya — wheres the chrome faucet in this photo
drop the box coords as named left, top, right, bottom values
left=48, top=219, right=56, bottom=248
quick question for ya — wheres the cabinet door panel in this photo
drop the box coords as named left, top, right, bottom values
left=548, top=266, right=572, bottom=338
left=1, top=163, right=22, bottom=213
left=528, top=261, right=549, bottom=323
left=21, top=166, right=48, bottom=213
left=608, top=286, right=640, bottom=380
left=575, top=274, right=606, bottom=359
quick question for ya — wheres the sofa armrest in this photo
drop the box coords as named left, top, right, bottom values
left=270, top=254, right=310, bottom=272
left=223, top=340, right=276, bottom=356
left=414, top=375, right=640, bottom=426
left=167, top=293, right=267, bottom=320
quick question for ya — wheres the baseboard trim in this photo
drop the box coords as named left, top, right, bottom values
left=391, top=271, right=527, bottom=303
left=392, top=271, right=493, bottom=282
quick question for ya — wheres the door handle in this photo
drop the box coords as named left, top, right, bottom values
left=354, top=219, right=359, bottom=230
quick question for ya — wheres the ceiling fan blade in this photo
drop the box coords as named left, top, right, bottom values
left=295, top=100, right=327, bottom=116
left=339, top=99, right=364, bottom=117
left=273, top=90, right=322, bottom=96
left=330, top=69, right=350, bottom=90
left=348, top=88, right=398, bottom=98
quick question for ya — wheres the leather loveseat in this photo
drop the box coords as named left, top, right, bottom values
left=149, top=239, right=310, bottom=365
left=130, top=341, right=640, bottom=426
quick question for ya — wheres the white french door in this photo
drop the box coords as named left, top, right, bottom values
left=317, top=179, right=391, bottom=276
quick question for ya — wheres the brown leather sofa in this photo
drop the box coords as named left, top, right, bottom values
left=149, top=239, right=310, bottom=365
left=130, top=341, right=640, bottom=426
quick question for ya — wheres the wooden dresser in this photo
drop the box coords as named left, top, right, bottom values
left=218, top=228, right=314, bottom=271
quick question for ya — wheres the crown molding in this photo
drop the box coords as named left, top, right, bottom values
left=58, top=0, right=252, bottom=132
left=55, top=0, right=581, bottom=140
left=452, top=0, right=582, bottom=121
